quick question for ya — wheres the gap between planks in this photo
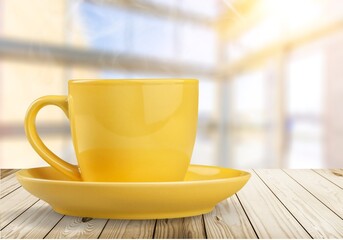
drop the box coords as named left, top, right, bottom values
left=313, top=169, right=343, bottom=189
left=1, top=170, right=307, bottom=239
left=283, top=169, right=343, bottom=220
left=0, top=171, right=257, bottom=239
left=4, top=170, right=342, bottom=239
left=237, top=170, right=311, bottom=239
left=1, top=173, right=21, bottom=199
left=154, top=216, right=205, bottom=238
left=0, top=186, right=39, bottom=230
left=0, top=169, right=18, bottom=179
left=254, top=169, right=343, bottom=239
left=203, top=195, right=257, bottom=239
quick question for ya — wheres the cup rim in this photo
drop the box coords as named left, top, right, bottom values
left=69, top=79, right=198, bottom=85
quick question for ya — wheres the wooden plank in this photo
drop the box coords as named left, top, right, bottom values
left=44, top=216, right=107, bottom=239
left=236, top=171, right=310, bottom=238
left=0, top=173, right=21, bottom=198
left=1, top=200, right=63, bottom=239
left=314, top=169, right=343, bottom=189
left=331, top=169, right=343, bottom=178
left=0, top=187, right=38, bottom=229
left=0, top=169, right=18, bottom=179
left=284, top=169, right=343, bottom=218
left=154, top=216, right=206, bottom=239
left=99, top=220, right=155, bottom=239
left=255, top=169, right=343, bottom=238
left=203, top=196, right=257, bottom=238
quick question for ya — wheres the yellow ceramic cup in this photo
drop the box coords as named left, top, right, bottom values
left=25, top=79, right=198, bottom=182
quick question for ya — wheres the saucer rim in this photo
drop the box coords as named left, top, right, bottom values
left=16, top=164, right=251, bottom=186
left=69, top=79, right=198, bottom=85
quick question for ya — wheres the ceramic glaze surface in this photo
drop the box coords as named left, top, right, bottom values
left=25, top=79, right=198, bottom=181
left=16, top=165, right=251, bottom=219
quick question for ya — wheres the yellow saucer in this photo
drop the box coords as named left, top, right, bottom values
left=16, top=165, right=250, bottom=219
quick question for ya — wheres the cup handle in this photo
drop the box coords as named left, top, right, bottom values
left=25, top=96, right=82, bottom=181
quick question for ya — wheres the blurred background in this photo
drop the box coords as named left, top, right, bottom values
left=1, top=0, right=343, bottom=169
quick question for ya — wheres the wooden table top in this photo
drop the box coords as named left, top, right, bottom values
left=1, top=169, right=342, bottom=239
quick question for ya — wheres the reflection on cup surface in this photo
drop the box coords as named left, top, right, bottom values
left=25, top=79, right=199, bottom=182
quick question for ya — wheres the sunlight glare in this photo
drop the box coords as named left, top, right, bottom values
left=263, top=0, right=322, bottom=33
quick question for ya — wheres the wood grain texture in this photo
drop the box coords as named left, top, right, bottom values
left=0, top=174, right=21, bottom=198
left=255, top=169, right=343, bottom=239
left=284, top=169, right=343, bottom=218
left=0, top=170, right=18, bottom=179
left=44, top=216, right=107, bottom=239
left=236, top=171, right=310, bottom=239
left=331, top=169, right=343, bottom=176
left=154, top=216, right=206, bottom=239
left=99, top=220, right=155, bottom=239
left=203, top=196, right=257, bottom=239
left=0, top=187, right=38, bottom=229
left=1, top=170, right=343, bottom=239
left=314, top=169, right=343, bottom=189
left=1, top=200, right=63, bottom=239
